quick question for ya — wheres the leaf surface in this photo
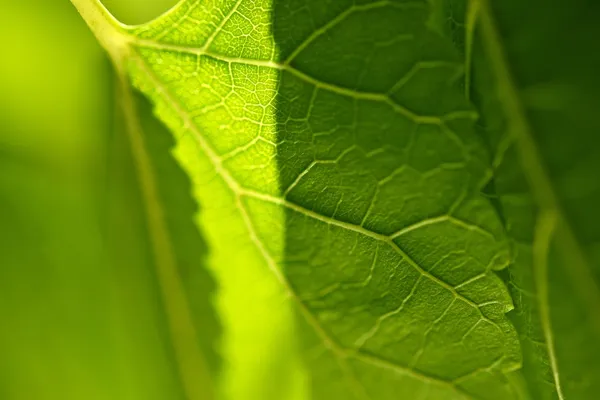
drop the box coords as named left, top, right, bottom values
left=72, top=0, right=528, bottom=399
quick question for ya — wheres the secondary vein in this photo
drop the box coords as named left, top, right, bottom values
left=532, top=210, right=564, bottom=400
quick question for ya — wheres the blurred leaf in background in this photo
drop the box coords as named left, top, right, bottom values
left=102, top=0, right=176, bottom=25
left=0, top=1, right=223, bottom=399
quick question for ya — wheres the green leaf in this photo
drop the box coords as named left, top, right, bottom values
left=71, top=0, right=527, bottom=398
left=444, top=0, right=600, bottom=399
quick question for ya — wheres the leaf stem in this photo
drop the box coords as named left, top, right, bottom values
left=69, top=0, right=129, bottom=60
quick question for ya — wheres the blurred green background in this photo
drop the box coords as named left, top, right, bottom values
left=0, top=1, right=200, bottom=399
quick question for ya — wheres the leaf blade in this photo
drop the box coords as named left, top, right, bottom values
left=117, top=0, right=523, bottom=398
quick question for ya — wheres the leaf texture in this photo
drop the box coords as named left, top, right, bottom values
left=119, top=0, right=524, bottom=398
left=71, top=0, right=533, bottom=399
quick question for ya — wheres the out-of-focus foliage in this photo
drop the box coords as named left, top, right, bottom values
left=0, top=2, right=216, bottom=400
left=459, top=1, right=600, bottom=399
